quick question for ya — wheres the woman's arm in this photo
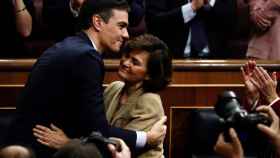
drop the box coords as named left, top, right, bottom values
left=13, top=0, right=32, bottom=37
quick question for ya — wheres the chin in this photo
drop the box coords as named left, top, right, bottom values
left=117, top=71, right=126, bottom=80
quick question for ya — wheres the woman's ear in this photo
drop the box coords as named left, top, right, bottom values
left=91, top=15, right=103, bottom=31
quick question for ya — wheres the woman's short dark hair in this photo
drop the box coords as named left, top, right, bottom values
left=78, top=0, right=129, bottom=30
left=121, top=34, right=173, bottom=92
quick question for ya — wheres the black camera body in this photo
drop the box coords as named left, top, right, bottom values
left=210, top=91, right=273, bottom=156
left=188, top=91, right=272, bottom=156
left=215, top=91, right=271, bottom=132
left=81, top=131, right=122, bottom=156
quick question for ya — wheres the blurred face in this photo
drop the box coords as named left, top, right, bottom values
left=118, top=50, right=149, bottom=85
left=99, top=9, right=129, bottom=53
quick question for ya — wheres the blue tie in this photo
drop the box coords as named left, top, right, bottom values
left=190, top=16, right=208, bottom=54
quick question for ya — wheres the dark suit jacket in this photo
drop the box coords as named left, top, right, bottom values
left=145, top=0, right=237, bottom=58
left=271, top=99, right=280, bottom=117
left=6, top=32, right=136, bottom=158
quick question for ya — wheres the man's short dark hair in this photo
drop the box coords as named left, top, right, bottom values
left=78, top=0, right=129, bottom=30
left=121, top=34, right=173, bottom=92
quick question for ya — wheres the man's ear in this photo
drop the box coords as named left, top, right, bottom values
left=144, top=74, right=150, bottom=80
left=91, top=15, right=103, bottom=31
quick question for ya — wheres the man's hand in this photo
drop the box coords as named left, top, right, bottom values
left=214, top=128, right=244, bottom=158
left=146, top=116, right=167, bottom=147
left=191, top=0, right=206, bottom=11
left=33, top=123, right=71, bottom=149
left=108, top=138, right=131, bottom=158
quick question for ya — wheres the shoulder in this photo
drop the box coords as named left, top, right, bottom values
left=104, top=81, right=124, bottom=95
left=137, top=93, right=164, bottom=112
left=43, top=34, right=102, bottom=65
left=139, top=93, right=161, bottom=102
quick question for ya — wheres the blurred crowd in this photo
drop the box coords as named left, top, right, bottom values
left=2, top=0, right=280, bottom=59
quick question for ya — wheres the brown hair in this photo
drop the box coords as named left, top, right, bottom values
left=121, top=34, right=172, bottom=92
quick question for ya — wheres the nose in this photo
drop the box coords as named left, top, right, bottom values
left=122, top=28, right=129, bottom=40
left=122, top=58, right=131, bottom=67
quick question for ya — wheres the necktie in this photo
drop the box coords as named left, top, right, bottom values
left=190, top=16, right=208, bottom=54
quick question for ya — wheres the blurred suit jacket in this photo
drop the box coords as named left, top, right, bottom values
left=145, top=0, right=237, bottom=58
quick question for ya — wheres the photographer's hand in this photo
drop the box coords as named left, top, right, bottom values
left=256, top=106, right=280, bottom=157
left=108, top=138, right=131, bottom=158
left=147, top=116, right=167, bottom=147
left=214, top=128, right=244, bottom=158
left=33, top=123, right=71, bottom=149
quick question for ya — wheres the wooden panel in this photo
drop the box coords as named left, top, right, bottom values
left=169, top=107, right=214, bottom=158
left=160, top=84, right=245, bottom=108
left=1, top=59, right=280, bottom=85
left=0, top=84, right=245, bottom=108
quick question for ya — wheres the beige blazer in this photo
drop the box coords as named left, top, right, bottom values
left=104, top=81, right=165, bottom=158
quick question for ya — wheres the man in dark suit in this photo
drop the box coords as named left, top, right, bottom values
left=145, top=0, right=237, bottom=58
left=6, top=0, right=166, bottom=157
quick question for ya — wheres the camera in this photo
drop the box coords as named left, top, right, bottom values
left=213, top=91, right=274, bottom=155
left=81, top=131, right=122, bottom=156
left=188, top=91, right=272, bottom=156
left=215, top=91, right=271, bottom=134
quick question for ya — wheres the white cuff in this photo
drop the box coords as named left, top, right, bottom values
left=181, top=3, right=196, bottom=23
left=136, top=131, right=147, bottom=148
left=69, top=0, right=80, bottom=18
left=268, top=97, right=280, bottom=107
left=209, top=0, right=216, bottom=7
left=250, top=98, right=259, bottom=111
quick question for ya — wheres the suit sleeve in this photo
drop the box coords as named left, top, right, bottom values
left=145, top=0, right=189, bottom=57
left=271, top=99, right=280, bottom=117
left=72, top=53, right=137, bottom=150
